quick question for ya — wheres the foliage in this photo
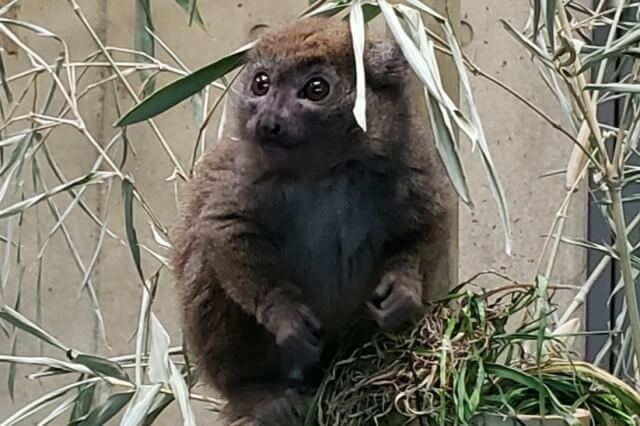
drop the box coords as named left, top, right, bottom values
left=520, top=0, right=640, bottom=384
left=311, top=278, right=640, bottom=425
left=0, top=0, right=638, bottom=424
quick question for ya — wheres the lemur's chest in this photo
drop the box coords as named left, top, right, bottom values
left=278, top=170, right=392, bottom=329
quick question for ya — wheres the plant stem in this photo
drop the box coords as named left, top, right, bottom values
left=68, top=0, right=187, bottom=180
left=555, top=0, right=610, bottom=167
left=609, top=184, right=640, bottom=370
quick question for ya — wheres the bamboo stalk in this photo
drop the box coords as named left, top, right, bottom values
left=609, top=185, right=640, bottom=372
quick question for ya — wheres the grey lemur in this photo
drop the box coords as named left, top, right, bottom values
left=171, top=16, right=450, bottom=426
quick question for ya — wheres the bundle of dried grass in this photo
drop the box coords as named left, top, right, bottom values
left=309, top=280, right=640, bottom=426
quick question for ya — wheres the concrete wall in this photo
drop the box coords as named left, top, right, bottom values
left=458, top=1, right=587, bottom=307
left=0, top=0, right=586, bottom=424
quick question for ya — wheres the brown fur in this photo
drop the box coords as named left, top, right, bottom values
left=252, top=18, right=356, bottom=74
left=172, top=17, right=451, bottom=426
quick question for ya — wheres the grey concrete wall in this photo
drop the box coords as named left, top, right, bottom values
left=458, top=0, right=587, bottom=308
left=0, top=0, right=586, bottom=424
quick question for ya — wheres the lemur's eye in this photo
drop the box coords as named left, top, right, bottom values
left=251, top=72, right=270, bottom=96
left=300, top=77, right=330, bottom=101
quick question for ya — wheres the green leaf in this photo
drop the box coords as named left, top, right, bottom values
left=71, top=353, right=130, bottom=382
left=0, top=378, right=98, bottom=426
left=469, top=359, right=485, bottom=414
left=535, top=275, right=549, bottom=415
left=142, top=394, right=174, bottom=426
left=120, top=384, right=162, bottom=426
left=7, top=331, right=17, bottom=402
left=532, top=0, right=542, bottom=43
left=135, top=0, right=156, bottom=96
left=427, top=94, right=472, bottom=204
left=400, top=5, right=471, bottom=205
left=188, top=0, right=198, bottom=26
left=361, top=3, right=380, bottom=22
left=37, top=393, right=79, bottom=425
left=403, top=1, right=511, bottom=253
left=485, top=363, right=544, bottom=392
left=338, top=2, right=380, bottom=23
left=116, top=42, right=253, bottom=126
left=173, top=0, right=206, bottom=29
left=0, top=305, right=69, bottom=352
left=0, top=46, right=12, bottom=103
left=69, top=381, right=96, bottom=423
left=74, top=391, right=134, bottom=426
left=0, top=171, right=115, bottom=219
left=546, top=0, right=556, bottom=52
left=122, top=178, right=144, bottom=281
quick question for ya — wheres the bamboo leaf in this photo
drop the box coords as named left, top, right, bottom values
left=135, top=0, right=156, bottom=96
left=0, top=0, right=19, bottom=16
left=546, top=0, right=556, bottom=52
left=400, top=1, right=511, bottom=253
left=142, top=394, right=174, bottom=426
left=149, top=314, right=196, bottom=425
left=71, top=353, right=131, bottom=382
left=173, top=0, right=206, bottom=29
left=379, top=0, right=477, bottom=138
left=0, top=355, right=93, bottom=375
left=37, top=393, right=78, bottom=425
left=586, top=83, right=640, bottom=93
left=122, top=178, right=144, bottom=281
left=427, top=94, right=472, bottom=204
left=0, top=171, right=115, bottom=219
left=580, top=26, right=640, bottom=72
left=532, top=0, right=542, bottom=42
left=168, top=360, right=197, bottom=426
left=149, top=314, right=171, bottom=384
left=188, top=0, right=198, bottom=26
left=1, top=18, right=57, bottom=38
left=404, top=0, right=445, bottom=21
left=339, top=2, right=380, bottom=23
left=440, top=14, right=512, bottom=254
left=69, top=382, right=96, bottom=423
left=399, top=5, right=471, bottom=205
left=116, top=42, right=253, bottom=126
left=150, top=221, right=171, bottom=248
left=0, top=305, right=69, bottom=351
left=120, top=384, right=162, bottom=426
left=0, top=378, right=98, bottom=426
left=74, top=392, right=134, bottom=426
left=302, top=1, right=347, bottom=18
left=501, top=19, right=554, bottom=68
left=0, top=133, right=28, bottom=149
left=0, top=46, right=12, bottom=102
left=349, top=0, right=367, bottom=131
left=7, top=330, right=17, bottom=402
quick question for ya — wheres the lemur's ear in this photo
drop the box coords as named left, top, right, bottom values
left=365, top=41, right=409, bottom=88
